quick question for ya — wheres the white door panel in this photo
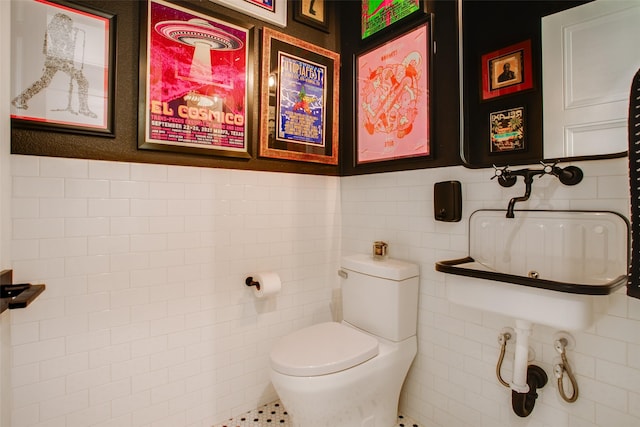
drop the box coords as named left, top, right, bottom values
left=542, top=0, right=640, bottom=158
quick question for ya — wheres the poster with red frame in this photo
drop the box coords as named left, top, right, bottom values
left=481, top=39, right=533, bottom=101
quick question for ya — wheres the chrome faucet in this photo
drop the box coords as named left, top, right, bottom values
left=492, top=162, right=583, bottom=218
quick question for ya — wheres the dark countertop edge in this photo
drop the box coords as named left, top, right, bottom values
left=435, top=257, right=626, bottom=296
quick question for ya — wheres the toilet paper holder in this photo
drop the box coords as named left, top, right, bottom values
left=245, top=276, right=261, bottom=291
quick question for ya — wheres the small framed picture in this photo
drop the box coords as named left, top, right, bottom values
left=294, top=0, right=329, bottom=32
left=490, top=107, right=525, bottom=153
left=10, top=0, right=116, bottom=137
left=210, top=0, right=287, bottom=28
left=361, top=0, right=426, bottom=40
left=481, top=40, right=533, bottom=101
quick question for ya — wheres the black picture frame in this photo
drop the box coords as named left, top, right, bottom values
left=10, top=0, right=116, bottom=137
left=293, top=0, right=330, bottom=33
left=138, top=0, right=254, bottom=159
left=354, top=15, right=433, bottom=165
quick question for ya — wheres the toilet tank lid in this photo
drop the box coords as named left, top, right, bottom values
left=270, top=322, right=379, bottom=377
left=341, top=254, right=419, bottom=280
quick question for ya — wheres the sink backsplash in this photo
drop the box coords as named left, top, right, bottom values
left=470, top=210, right=629, bottom=285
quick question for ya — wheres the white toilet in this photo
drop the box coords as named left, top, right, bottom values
left=269, top=254, right=420, bottom=427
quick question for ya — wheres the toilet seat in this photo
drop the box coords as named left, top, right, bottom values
left=270, top=322, right=379, bottom=376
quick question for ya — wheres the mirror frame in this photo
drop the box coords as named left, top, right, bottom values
left=458, top=0, right=627, bottom=168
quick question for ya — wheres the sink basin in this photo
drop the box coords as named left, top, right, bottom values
left=436, top=210, right=629, bottom=330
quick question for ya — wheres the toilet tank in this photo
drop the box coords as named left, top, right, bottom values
left=340, top=254, right=419, bottom=342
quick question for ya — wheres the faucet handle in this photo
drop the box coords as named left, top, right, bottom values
left=491, top=164, right=509, bottom=179
left=556, top=165, right=584, bottom=186
left=539, top=161, right=557, bottom=175
left=491, top=165, right=517, bottom=187
left=540, top=161, right=584, bottom=186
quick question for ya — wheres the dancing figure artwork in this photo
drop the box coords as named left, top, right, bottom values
left=10, top=0, right=111, bottom=133
left=357, top=22, right=430, bottom=163
left=12, top=13, right=96, bottom=119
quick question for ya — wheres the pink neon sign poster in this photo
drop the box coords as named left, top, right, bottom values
left=356, top=20, right=430, bottom=164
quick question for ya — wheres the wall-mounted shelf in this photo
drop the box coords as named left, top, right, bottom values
left=0, top=269, right=45, bottom=314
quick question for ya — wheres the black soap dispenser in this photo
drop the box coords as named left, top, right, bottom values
left=434, top=180, right=462, bottom=222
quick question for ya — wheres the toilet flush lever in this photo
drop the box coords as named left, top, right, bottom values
left=337, top=269, right=348, bottom=279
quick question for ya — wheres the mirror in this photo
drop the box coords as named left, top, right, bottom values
left=458, top=0, right=631, bottom=168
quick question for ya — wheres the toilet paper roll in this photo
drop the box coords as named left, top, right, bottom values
left=250, top=272, right=281, bottom=298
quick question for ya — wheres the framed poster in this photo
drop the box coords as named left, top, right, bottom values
left=10, top=0, right=115, bottom=137
left=294, top=0, right=329, bottom=32
left=361, top=0, right=425, bottom=40
left=490, top=107, right=525, bottom=153
left=481, top=39, right=533, bottom=101
left=138, top=0, right=253, bottom=158
left=259, top=28, right=340, bottom=165
left=209, top=0, right=287, bottom=27
left=355, top=17, right=432, bottom=164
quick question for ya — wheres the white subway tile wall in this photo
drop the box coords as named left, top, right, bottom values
left=341, top=157, right=639, bottom=427
left=7, top=154, right=640, bottom=427
left=9, top=155, right=340, bottom=427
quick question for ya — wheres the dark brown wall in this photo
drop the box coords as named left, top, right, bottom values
left=12, top=0, right=464, bottom=176
left=12, top=1, right=601, bottom=175
left=11, top=0, right=343, bottom=176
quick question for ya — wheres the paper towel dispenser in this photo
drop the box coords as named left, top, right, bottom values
left=434, top=181, right=461, bottom=222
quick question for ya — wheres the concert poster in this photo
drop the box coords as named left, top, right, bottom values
left=361, top=0, right=421, bottom=40
left=276, top=52, right=327, bottom=148
left=141, top=0, right=250, bottom=155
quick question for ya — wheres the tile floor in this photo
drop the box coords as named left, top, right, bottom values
left=213, top=400, right=421, bottom=426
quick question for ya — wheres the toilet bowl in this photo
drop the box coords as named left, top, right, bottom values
left=269, top=254, right=420, bottom=427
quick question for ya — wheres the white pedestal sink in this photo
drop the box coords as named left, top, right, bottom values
left=436, top=209, right=629, bottom=330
